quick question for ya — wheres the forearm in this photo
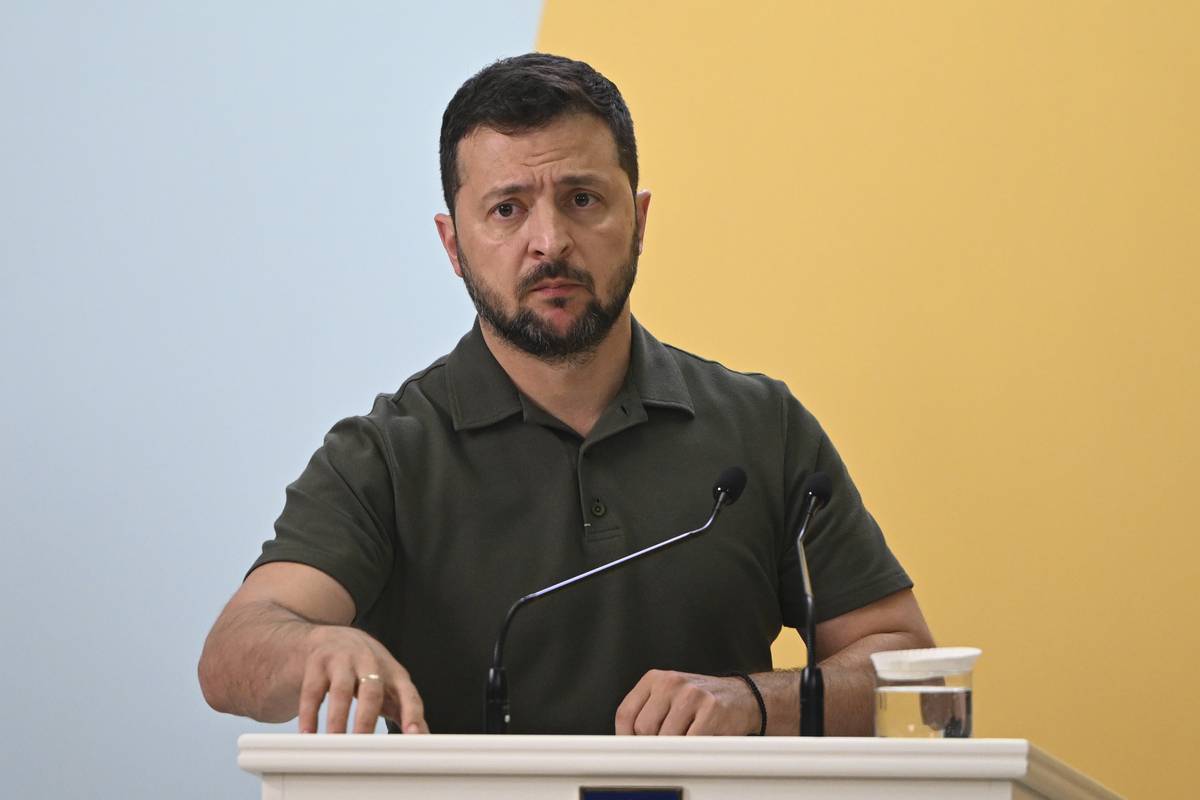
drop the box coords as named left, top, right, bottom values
left=816, top=630, right=930, bottom=735
left=198, top=600, right=322, bottom=722
left=752, top=630, right=932, bottom=736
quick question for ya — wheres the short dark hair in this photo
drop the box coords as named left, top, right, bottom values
left=439, top=53, right=638, bottom=215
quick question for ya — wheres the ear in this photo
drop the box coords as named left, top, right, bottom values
left=434, top=213, right=464, bottom=278
left=633, top=190, right=652, bottom=255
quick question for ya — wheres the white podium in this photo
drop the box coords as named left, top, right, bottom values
left=238, top=734, right=1122, bottom=799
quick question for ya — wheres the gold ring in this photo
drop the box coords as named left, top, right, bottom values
left=358, top=673, right=381, bottom=683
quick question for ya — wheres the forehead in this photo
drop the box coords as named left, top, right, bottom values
left=456, top=114, right=623, bottom=193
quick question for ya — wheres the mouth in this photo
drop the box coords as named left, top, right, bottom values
left=528, top=280, right=584, bottom=297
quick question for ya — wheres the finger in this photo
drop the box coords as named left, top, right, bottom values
left=352, top=673, right=385, bottom=734
left=615, top=672, right=656, bottom=735
left=394, top=674, right=428, bottom=734
left=297, top=665, right=330, bottom=734
left=324, top=664, right=356, bottom=733
left=684, top=694, right=720, bottom=736
left=632, top=683, right=675, bottom=736
left=659, top=688, right=703, bottom=736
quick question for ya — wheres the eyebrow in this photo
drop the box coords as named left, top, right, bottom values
left=481, top=172, right=611, bottom=203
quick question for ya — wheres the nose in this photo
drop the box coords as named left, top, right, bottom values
left=526, top=203, right=573, bottom=261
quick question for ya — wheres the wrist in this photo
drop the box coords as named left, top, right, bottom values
left=724, top=672, right=767, bottom=736
left=749, top=670, right=804, bottom=736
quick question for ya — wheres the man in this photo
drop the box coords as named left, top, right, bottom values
left=198, top=53, right=933, bottom=737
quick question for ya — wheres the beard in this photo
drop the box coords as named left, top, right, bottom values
left=457, top=234, right=638, bottom=364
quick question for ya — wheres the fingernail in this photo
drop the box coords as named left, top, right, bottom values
left=405, top=723, right=419, bottom=734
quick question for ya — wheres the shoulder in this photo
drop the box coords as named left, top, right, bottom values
left=655, top=338, right=827, bottom=456
left=316, top=354, right=453, bottom=455
left=662, top=340, right=793, bottom=408
left=373, top=354, right=452, bottom=418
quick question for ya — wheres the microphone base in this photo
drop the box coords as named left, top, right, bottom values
left=800, top=665, right=824, bottom=736
left=485, top=667, right=510, bottom=734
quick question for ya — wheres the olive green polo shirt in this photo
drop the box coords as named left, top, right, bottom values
left=252, top=318, right=911, bottom=734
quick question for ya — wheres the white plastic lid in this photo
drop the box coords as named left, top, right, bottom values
left=870, top=647, right=982, bottom=681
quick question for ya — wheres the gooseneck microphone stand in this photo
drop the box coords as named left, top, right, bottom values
left=485, top=467, right=747, bottom=734
left=794, top=472, right=832, bottom=736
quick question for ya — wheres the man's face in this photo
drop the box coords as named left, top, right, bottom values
left=435, top=113, right=650, bottom=362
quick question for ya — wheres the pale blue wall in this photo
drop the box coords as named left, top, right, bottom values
left=0, top=2, right=541, bottom=796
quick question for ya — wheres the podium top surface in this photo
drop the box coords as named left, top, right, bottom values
left=238, top=734, right=1121, bottom=799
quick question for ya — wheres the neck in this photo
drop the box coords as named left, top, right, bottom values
left=479, top=310, right=633, bottom=438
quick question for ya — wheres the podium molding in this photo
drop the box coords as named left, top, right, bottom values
left=238, top=734, right=1123, bottom=799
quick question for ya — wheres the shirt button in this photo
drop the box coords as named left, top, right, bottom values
left=590, top=499, right=607, bottom=518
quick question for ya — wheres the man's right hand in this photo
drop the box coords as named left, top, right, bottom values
left=199, top=562, right=427, bottom=734
left=298, top=624, right=428, bottom=734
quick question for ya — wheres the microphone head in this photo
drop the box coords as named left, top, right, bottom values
left=801, top=471, right=833, bottom=509
left=713, top=466, right=748, bottom=506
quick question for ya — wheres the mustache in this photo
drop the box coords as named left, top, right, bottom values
left=516, top=260, right=595, bottom=296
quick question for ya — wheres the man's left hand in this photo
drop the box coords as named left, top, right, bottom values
left=614, top=669, right=759, bottom=735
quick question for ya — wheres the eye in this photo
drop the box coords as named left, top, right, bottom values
left=495, top=202, right=516, bottom=218
left=572, top=192, right=595, bottom=208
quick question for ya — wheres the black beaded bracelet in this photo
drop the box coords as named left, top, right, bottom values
left=725, top=671, right=767, bottom=736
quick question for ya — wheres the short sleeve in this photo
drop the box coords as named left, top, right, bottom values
left=778, top=393, right=912, bottom=628
left=248, top=415, right=396, bottom=621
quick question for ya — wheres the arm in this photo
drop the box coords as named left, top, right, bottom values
left=615, top=588, right=933, bottom=735
left=197, top=562, right=428, bottom=734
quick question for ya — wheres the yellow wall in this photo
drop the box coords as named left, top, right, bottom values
left=540, top=2, right=1199, bottom=797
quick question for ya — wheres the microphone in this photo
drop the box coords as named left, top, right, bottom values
left=712, top=465, right=748, bottom=505
left=795, top=471, right=832, bottom=736
left=485, top=466, right=748, bottom=734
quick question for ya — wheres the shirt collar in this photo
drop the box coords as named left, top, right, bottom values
left=445, top=317, right=695, bottom=432
left=627, top=317, right=695, bottom=416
